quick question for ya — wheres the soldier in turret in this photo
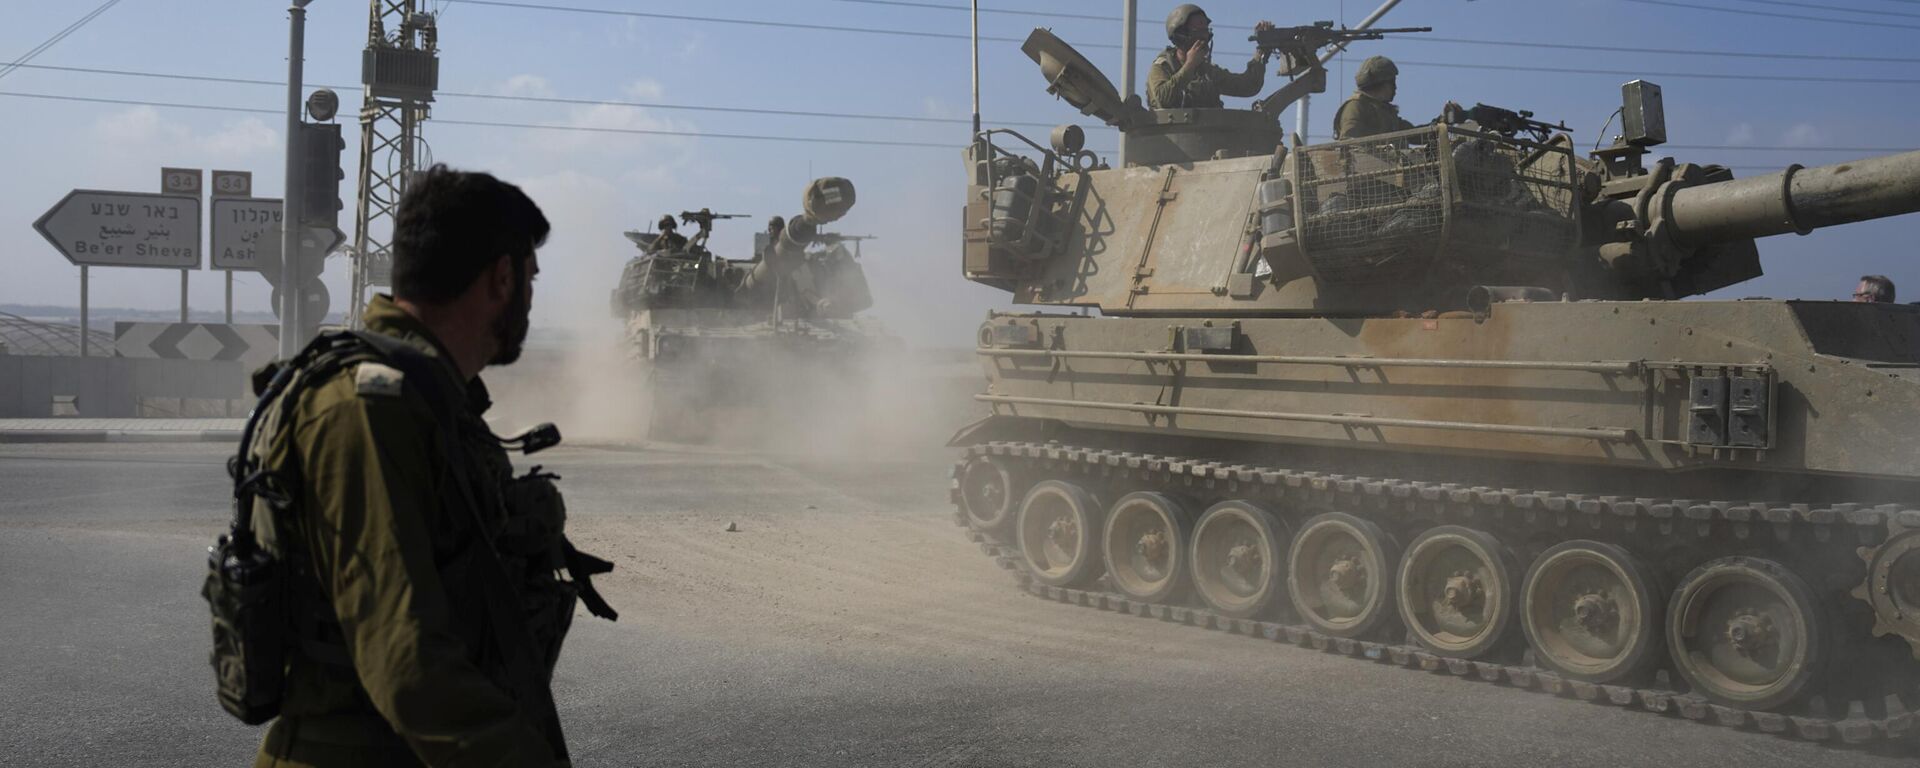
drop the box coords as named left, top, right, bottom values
left=648, top=214, right=688, bottom=254
left=1334, top=56, right=1461, bottom=144
left=1146, top=5, right=1277, bottom=109
left=1333, top=56, right=1415, bottom=141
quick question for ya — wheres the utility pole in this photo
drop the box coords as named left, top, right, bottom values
left=348, top=0, right=439, bottom=328
left=1119, top=0, right=1137, bottom=166
left=969, top=0, right=979, bottom=136
left=280, top=0, right=312, bottom=360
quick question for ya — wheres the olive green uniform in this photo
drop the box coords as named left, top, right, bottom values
left=1146, top=47, right=1266, bottom=109
left=1333, top=91, right=1415, bottom=141
left=649, top=230, right=688, bottom=254
left=252, top=295, right=565, bottom=767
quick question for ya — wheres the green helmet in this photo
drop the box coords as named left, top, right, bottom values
left=1165, top=4, right=1209, bottom=45
left=1357, top=55, right=1399, bottom=89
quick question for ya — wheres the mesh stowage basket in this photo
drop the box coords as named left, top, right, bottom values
left=1292, top=126, right=1578, bottom=285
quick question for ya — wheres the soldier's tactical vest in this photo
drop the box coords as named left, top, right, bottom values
left=201, top=330, right=614, bottom=755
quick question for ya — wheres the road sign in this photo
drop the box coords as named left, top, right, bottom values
left=210, top=197, right=283, bottom=271
left=211, top=170, right=253, bottom=199
left=33, top=190, right=202, bottom=269
left=114, top=321, right=279, bottom=367
left=161, top=167, right=203, bottom=197
left=208, top=197, right=345, bottom=272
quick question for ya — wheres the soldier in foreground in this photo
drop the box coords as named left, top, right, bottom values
left=207, top=165, right=614, bottom=767
left=1146, top=4, right=1277, bottom=109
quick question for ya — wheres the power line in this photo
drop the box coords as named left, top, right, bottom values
left=1720, top=0, right=1920, bottom=20
left=0, top=90, right=955, bottom=148
left=1402, top=59, right=1920, bottom=85
left=831, top=0, right=1920, bottom=65
left=834, top=0, right=1112, bottom=23
left=18, top=61, right=1920, bottom=149
left=446, top=1, right=1918, bottom=85
left=0, top=90, right=278, bottom=116
left=0, top=0, right=124, bottom=81
left=1615, top=0, right=1920, bottom=30
left=4, top=90, right=1907, bottom=163
left=1407, top=36, right=1920, bottom=66
left=3, top=62, right=1059, bottom=128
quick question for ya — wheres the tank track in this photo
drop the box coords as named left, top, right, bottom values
left=949, top=440, right=1920, bottom=749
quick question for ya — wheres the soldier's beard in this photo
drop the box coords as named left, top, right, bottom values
left=490, top=275, right=532, bottom=366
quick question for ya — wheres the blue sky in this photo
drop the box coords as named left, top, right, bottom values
left=3, top=0, right=1917, bottom=344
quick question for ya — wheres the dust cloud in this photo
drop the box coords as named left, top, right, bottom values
left=483, top=322, right=985, bottom=459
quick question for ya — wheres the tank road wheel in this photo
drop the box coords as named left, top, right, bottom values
left=1287, top=513, right=1399, bottom=637
left=1102, top=492, right=1195, bottom=604
left=1520, top=541, right=1662, bottom=682
left=1015, top=481, right=1103, bottom=588
left=959, top=457, right=1019, bottom=535
left=1189, top=501, right=1289, bottom=618
left=1397, top=527, right=1518, bottom=659
left=1854, top=528, right=1920, bottom=659
left=1668, top=557, right=1827, bottom=710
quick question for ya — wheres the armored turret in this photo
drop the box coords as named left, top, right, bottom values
left=970, top=30, right=1920, bottom=315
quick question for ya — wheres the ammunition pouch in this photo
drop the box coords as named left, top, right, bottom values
left=202, top=526, right=289, bottom=725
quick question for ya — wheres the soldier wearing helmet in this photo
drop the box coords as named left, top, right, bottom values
left=1146, top=5, right=1278, bottom=109
left=1333, top=56, right=1458, bottom=143
left=648, top=213, right=688, bottom=254
left=1333, top=56, right=1416, bottom=141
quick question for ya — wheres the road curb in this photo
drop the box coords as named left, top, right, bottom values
left=0, top=429, right=241, bottom=444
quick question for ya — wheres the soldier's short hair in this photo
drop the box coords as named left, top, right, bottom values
left=1859, top=274, right=1896, bottom=302
left=392, top=165, right=549, bottom=305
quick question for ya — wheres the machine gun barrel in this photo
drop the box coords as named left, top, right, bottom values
left=1248, top=24, right=1432, bottom=46
left=1664, top=149, right=1920, bottom=245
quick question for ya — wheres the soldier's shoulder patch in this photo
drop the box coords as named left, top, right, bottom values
left=354, top=362, right=406, bottom=398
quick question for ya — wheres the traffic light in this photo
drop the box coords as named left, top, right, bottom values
left=298, top=122, right=345, bottom=227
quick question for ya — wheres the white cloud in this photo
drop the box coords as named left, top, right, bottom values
left=90, top=105, right=171, bottom=145
left=86, top=107, right=281, bottom=165
left=623, top=79, right=666, bottom=100
left=923, top=97, right=956, bottom=120
left=199, top=118, right=279, bottom=157
left=500, top=74, right=555, bottom=98
left=1781, top=123, right=1823, bottom=147
left=1725, top=122, right=1754, bottom=146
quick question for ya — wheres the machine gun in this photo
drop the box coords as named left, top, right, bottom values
left=1249, top=22, right=1430, bottom=117
left=1446, top=102, right=1570, bottom=143
left=679, top=208, right=749, bottom=248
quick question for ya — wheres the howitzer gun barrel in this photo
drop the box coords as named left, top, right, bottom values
left=1666, top=149, right=1920, bottom=245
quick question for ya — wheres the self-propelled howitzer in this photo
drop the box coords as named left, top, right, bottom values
left=610, top=178, right=893, bottom=442
left=950, top=29, right=1920, bottom=745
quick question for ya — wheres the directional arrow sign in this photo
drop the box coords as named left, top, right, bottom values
left=210, top=197, right=345, bottom=272
left=33, top=189, right=202, bottom=269
left=211, top=197, right=284, bottom=272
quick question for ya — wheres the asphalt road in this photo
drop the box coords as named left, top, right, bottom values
left=0, top=440, right=1909, bottom=767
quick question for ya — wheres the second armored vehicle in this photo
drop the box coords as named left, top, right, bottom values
left=610, top=178, right=891, bottom=442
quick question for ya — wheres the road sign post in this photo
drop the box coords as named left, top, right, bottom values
left=162, top=168, right=203, bottom=323
left=211, top=171, right=254, bottom=323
